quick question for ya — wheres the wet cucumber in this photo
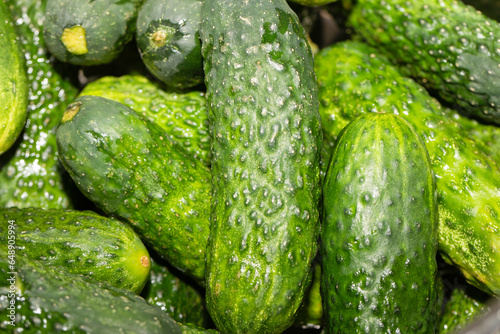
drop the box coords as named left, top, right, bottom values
left=321, top=112, right=440, bottom=333
left=79, top=75, right=210, bottom=166
left=200, top=0, right=322, bottom=332
left=349, top=0, right=500, bottom=125
left=315, top=40, right=500, bottom=295
left=0, top=256, right=182, bottom=333
left=0, top=207, right=150, bottom=293
left=56, top=95, right=211, bottom=282
left=0, top=0, right=79, bottom=209
left=0, top=0, right=28, bottom=155
left=44, top=0, right=142, bottom=65
left=136, top=0, right=204, bottom=90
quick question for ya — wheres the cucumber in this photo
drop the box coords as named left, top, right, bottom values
left=142, top=259, right=212, bottom=327
left=56, top=95, right=211, bottom=282
left=43, top=0, right=142, bottom=65
left=463, top=0, right=500, bottom=22
left=200, top=0, right=322, bottom=332
left=0, top=0, right=28, bottom=156
left=315, top=40, right=500, bottom=296
left=0, top=207, right=150, bottom=293
left=349, top=0, right=500, bottom=125
left=136, top=0, right=204, bottom=90
left=0, top=256, right=182, bottom=333
left=0, top=0, right=79, bottom=209
left=79, top=75, right=210, bottom=166
left=321, top=112, right=440, bottom=333
left=293, top=262, right=323, bottom=330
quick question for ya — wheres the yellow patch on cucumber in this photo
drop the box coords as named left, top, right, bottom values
left=61, top=26, right=88, bottom=55
left=61, top=101, right=82, bottom=123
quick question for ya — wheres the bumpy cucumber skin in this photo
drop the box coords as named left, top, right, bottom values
left=0, top=1, right=28, bottom=156
left=136, top=0, right=204, bottom=90
left=439, top=285, right=491, bottom=333
left=349, top=0, right=500, bottom=125
left=0, top=207, right=150, bottom=293
left=321, top=113, right=439, bottom=333
left=44, top=0, right=142, bottom=65
left=0, top=0, right=79, bottom=209
left=315, top=40, right=500, bottom=296
left=201, top=0, right=322, bottom=332
left=56, top=95, right=211, bottom=282
left=79, top=75, right=210, bottom=166
left=0, top=257, right=182, bottom=333
left=142, top=259, right=212, bottom=327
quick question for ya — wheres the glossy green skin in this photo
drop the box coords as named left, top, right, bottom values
left=321, top=113, right=440, bottom=333
left=439, top=285, right=491, bottom=333
left=44, top=0, right=142, bottom=65
left=0, top=207, right=150, bottom=293
left=349, top=0, right=500, bottom=125
left=315, top=41, right=500, bottom=296
left=56, top=95, right=211, bottom=282
left=0, top=0, right=79, bottom=209
left=136, top=0, right=204, bottom=90
left=79, top=75, right=210, bottom=166
left=0, top=1, right=28, bottom=156
left=0, top=257, right=182, bottom=333
left=181, top=324, right=219, bottom=334
left=142, top=259, right=211, bottom=327
left=201, top=0, right=322, bottom=332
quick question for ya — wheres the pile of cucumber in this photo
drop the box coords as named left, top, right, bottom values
left=1, top=0, right=499, bottom=333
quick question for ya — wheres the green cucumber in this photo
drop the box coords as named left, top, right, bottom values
left=349, top=0, right=500, bottom=125
left=0, top=0, right=79, bottom=209
left=0, top=256, right=182, bottom=333
left=293, top=262, right=323, bottom=330
left=56, top=95, right=211, bottom=282
left=0, top=207, right=150, bottom=293
left=463, top=0, right=500, bottom=22
left=321, top=112, right=440, bottom=333
left=43, top=0, right=142, bottom=65
left=136, top=0, right=204, bottom=90
left=315, top=40, right=500, bottom=295
left=142, top=259, right=212, bottom=327
left=0, top=1, right=28, bottom=156
left=439, top=284, right=491, bottom=333
left=200, top=0, right=322, bottom=332
left=79, top=75, right=210, bottom=166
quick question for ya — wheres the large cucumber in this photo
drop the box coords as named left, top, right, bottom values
left=56, top=95, right=211, bottom=282
left=321, top=112, right=440, bottom=333
left=315, top=40, right=500, bottom=296
left=0, top=207, right=150, bottom=293
left=0, top=0, right=28, bottom=155
left=349, top=0, right=500, bottom=125
left=0, top=0, right=79, bottom=209
left=200, top=0, right=322, bottom=332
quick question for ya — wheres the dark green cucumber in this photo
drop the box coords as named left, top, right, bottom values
left=0, top=1, right=28, bottom=155
left=0, top=0, right=79, bottom=209
left=439, top=284, right=491, bottom=333
left=349, top=0, right=500, bottom=124
left=136, top=0, right=204, bottom=90
left=321, top=112, right=440, bottom=333
left=463, top=0, right=500, bottom=22
left=44, top=0, right=142, bottom=65
left=0, top=207, right=150, bottom=293
left=142, top=259, right=212, bottom=327
left=201, top=0, right=322, bottom=332
left=56, top=95, right=211, bottom=282
left=79, top=75, right=210, bottom=166
left=0, top=256, right=182, bottom=333
left=315, top=40, right=500, bottom=295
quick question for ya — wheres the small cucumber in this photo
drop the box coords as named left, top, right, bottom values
left=79, top=74, right=210, bottom=166
left=200, top=0, right=322, bottom=332
left=56, top=95, right=211, bottom=282
left=0, top=256, right=182, bottom=333
left=44, top=0, right=142, bottom=65
left=136, top=0, right=204, bottom=89
left=0, top=207, right=150, bottom=293
left=321, top=112, right=440, bottom=333
left=0, top=0, right=28, bottom=155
